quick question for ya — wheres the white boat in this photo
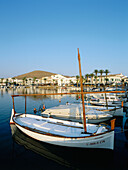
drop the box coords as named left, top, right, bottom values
left=92, top=93, right=121, bottom=103
left=10, top=124, right=72, bottom=167
left=11, top=124, right=115, bottom=169
left=42, top=104, right=113, bottom=123
left=9, top=49, right=116, bottom=150
left=91, top=92, right=127, bottom=104
left=10, top=109, right=114, bottom=150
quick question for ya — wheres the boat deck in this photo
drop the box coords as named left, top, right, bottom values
left=14, top=114, right=99, bottom=137
left=43, top=104, right=117, bottom=117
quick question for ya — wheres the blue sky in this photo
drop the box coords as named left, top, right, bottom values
left=0, top=0, right=128, bottom=78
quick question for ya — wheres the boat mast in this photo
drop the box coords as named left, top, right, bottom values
left=77, top=48, right=86, bottom=132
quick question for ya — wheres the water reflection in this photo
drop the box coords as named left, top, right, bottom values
left=10, top=125, right=71, bottom=168
left=10, top=124, right=114, bottom=170
left=0, top=87, right=128, bottom=169
left=1, top=87, right=79, bottom=100
left=2, top=87, right=80, bottom=115
left=2, top=86, right=72, bottom=94
left=124, top=116, right=128, bottom=140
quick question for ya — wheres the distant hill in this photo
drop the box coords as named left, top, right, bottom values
left=14, top=70, right=56, bottom=79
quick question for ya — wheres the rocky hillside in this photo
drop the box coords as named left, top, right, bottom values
left=14, top=70, right=56, bottom=79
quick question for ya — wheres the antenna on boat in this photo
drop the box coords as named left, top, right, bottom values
left=77, top=48, right=86, bottom=132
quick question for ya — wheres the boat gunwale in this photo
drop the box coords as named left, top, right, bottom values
left=13, top=114, right=114, bottom=139
left=13, top=113, right=84, bottom=129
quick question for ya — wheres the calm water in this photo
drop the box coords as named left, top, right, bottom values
left=0, top=87, right=128, bottom=170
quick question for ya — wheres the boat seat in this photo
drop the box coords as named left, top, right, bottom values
left=95, top=126, right=104, bottom=134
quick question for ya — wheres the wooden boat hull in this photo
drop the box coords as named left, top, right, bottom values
left=42, top=114, right=112, bottom=124
left=87, top=117, right=112, bottom=123
left=42, top=104, right=113, bottom=123
left=11, top=109, right=114, bottom=150
left=15, top=124, right=114, bottom=149
left=90, top=102, right=124, bottom=116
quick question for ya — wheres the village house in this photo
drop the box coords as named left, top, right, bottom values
left=0, top=72, right=127, bottom=87
left=40, top=74, right=76, bottom=86
left=87, top=73, right=126, bottom=85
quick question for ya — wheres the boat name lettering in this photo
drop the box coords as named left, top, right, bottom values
left=86, top=140, right=105, bottom=146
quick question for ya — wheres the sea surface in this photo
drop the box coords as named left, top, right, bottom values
left=0, top=87, right=128, bottom=170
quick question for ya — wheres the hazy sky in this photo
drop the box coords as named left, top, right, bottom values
left=0, top=0, right=128, bottom=78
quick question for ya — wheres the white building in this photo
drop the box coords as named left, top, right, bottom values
left=87, top=73, right=126, bottom=85
left=40, top=74, right=76, bottom=86
left=1, top=72, right=127, bottom=87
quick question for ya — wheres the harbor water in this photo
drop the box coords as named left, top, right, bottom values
left=0, top=87, right=128, bottom=170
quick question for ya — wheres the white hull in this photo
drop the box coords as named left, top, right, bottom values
left=11, top=112, right=114, bottom=150
left=87, top=117, right=112, bottom=123
left=43, top=114, right=112, bottom=124
left=42, top=104, right=113, bottom=123
left=90, top=102, right=123, bottom=115
left=16, top=124, right=114, bottom=149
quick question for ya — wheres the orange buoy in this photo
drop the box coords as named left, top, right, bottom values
left=111, top=119, right=116, bottom=130
left=43, top=104, right=45, bottom=110
left=121, top=101, right=123, bottom=107
left=34, top=108, right=37, bottom=113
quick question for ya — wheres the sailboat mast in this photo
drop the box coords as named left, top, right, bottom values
left=77, top=48, right=86, bottom=132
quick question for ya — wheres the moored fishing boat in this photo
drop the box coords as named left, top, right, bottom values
left=9, top=49, right=117, bottom=150
left=41, top=103, right=113, bottom=123
left=10, top=109, right=114, bottom=149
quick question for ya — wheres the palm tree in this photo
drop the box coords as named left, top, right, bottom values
left=44, top=78, right=47, bottom=85
left=70, top=80, right=72, bottom=86
left=25, top=79, right=28, bottom=86
left=22, top=77, right=26, bottom=86
left=104, top=69, right=110, bottom=85
left=53, top=79, right=55, bottom=86
left=29, top=78, right=32, bottom=85
left=94, top=69, right=98, bottom=85
left=85, top=74, right=89, bottom=84
left=99, top=70, right=104, bottom=84
left=82, top=76, right=84, bottom=84
left=12, top=77, right=15, bottom=85
left=90, top=73, right=94, bottom=85
left=33, top=77, right=37, bottom=86
left=76, top=75, right=79, bottom=87
left=5, top=79, right=8, bottom=86
left=61, top=79, right=63, bottom=86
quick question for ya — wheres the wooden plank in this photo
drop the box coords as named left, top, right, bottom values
left=11, top=90, right=125, bottom=98
left=12, top=97, right=16, bottom=116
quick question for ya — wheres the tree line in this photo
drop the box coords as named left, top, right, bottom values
left=76, top=69, right=110, bottom=85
